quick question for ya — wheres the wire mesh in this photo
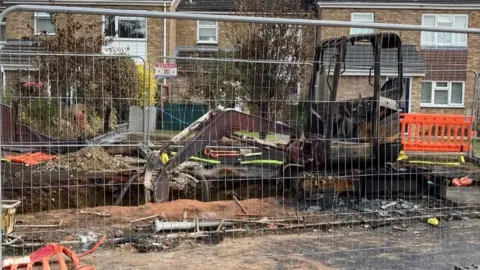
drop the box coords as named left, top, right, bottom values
left=1, top=5, right=480, bottom=269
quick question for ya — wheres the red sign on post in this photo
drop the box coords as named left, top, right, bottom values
left=155, top=63, right=177, bottom=79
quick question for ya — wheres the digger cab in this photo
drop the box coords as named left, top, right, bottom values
left=305, top=32, right=404, bottom=168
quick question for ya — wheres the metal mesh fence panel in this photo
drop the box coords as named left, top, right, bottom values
left=1, top=5, right=480, bottom=269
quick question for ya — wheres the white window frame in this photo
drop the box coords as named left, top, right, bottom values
left=197, top=20, right=218, bottom=44
left=34, top=12, right=56, bottom=35
left=102, top=15, right=147, bottom=41
left=0, top=18, right=6, bottom=44
left=350, top=13, right=374, bottom=35
left=421, top=14, right=468, bottom=47
left=421, top=81, right=465, bottom=108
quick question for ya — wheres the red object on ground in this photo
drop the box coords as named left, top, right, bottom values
left=2, top=235, right=106, bottom=270
left=204, top=148, right=240, bottom=158
left=452, top=176, right=473, bottom=187
left=5, top=152, right=57, bottom=165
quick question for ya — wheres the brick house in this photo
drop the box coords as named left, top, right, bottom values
left=0, top=0, right=475, bottom=117
left=173, top=0, right=317, bottom=104
left=174, top=0, right=478, bottom=116
left=0, top=0, right=180, bottom=90
left=174, top=0, right=316, bottom=58
left=317, top=0, right=479, bottom=115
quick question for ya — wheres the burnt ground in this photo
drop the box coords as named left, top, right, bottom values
left=3, top=186, right=480, bottom=269
left=3, top=152, right=480, bottom=269
left=79, top=218, right=480, bottom=270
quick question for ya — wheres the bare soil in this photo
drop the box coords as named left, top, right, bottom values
left=40, top=147, right=128, bottom=172
left=2, top=162, right=141, bottom=214
left=16, top=198, right=295, bottom=231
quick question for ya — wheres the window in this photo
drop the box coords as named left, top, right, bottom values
left=421, top=81, right=465, bottom=107
left=350, top=13, right=374, bottom=35
left=104, top=16, right=146, bottom=39
left=197, top=20, right=218, bottom=44
left=421, top=14, right=468, bottom=47
left=0, top=18, right=5, bottom=43
left=34, top=12, right=55, bottom=35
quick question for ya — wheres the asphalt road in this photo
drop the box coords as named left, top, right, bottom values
left=83, top=219, right=480, bottom=270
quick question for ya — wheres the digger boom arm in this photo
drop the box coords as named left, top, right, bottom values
left=164, top=109, right=299, bottom=172
left=152, top=109, right=300, bottom=202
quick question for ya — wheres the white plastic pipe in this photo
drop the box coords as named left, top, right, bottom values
left=152, top=219, right=232, bottom=232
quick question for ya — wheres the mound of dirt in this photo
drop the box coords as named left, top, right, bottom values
left=42, top=146, right=128, bottom=172
left=17, top=198, right=296, bottom=230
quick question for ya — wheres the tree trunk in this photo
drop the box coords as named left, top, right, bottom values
left=104, top=106, right=112, bottom=133
left=259, top=101, right=268, bottom=139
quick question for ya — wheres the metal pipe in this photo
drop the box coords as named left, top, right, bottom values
left=160, top=2, right=168, bottom=134
left=317, top=2, right=480, bottom=10
left=152, top=219, right=232, bottom=232
left=470, top=71, right=479, bottom=159
left=397, top=40, right=403, bottom=104
left=3, top=0, right=173, bottom=5
left=371, top=35, right=382, bottom=166
left=163, top=2, right=167, bottom=86
left=326, top=43, right=344, bottom=143
left=1, top=5, right=480, bottom=34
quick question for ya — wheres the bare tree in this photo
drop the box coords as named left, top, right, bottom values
left=231, top=0, right=313, bottom=138
left=180, top=0, right=313, bottom=138
left=35, top=13, right=138, bottom=113
left=19, top=13, right=140, bottom=139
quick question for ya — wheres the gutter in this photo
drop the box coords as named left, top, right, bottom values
left=339, top=70, right=426, bottom=77
left=1, top=65, right=37, bottom=71
left=317, top=2, right=480, bottom=10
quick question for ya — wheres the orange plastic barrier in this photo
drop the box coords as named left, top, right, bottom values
left=400, top=113, right=475, bottom=153
left=5, top=152, right=57, bottom=165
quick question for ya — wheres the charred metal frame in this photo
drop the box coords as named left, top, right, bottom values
left=307, top=33, right=403, bottom=163
left=147, top=109, right=300, bottom=201
left=147, top=33, right=406, bottom=202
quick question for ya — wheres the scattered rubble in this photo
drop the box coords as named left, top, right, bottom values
left=77, top=231, right=103, bottom=252
left=306, top=206, right=322, bottom=213
left=354, top=198, right=425, bottom=217
left=41, top=147, right=128, bottom=172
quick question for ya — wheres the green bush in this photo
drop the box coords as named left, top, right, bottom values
left=20, top=100, right=117, bottom=139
